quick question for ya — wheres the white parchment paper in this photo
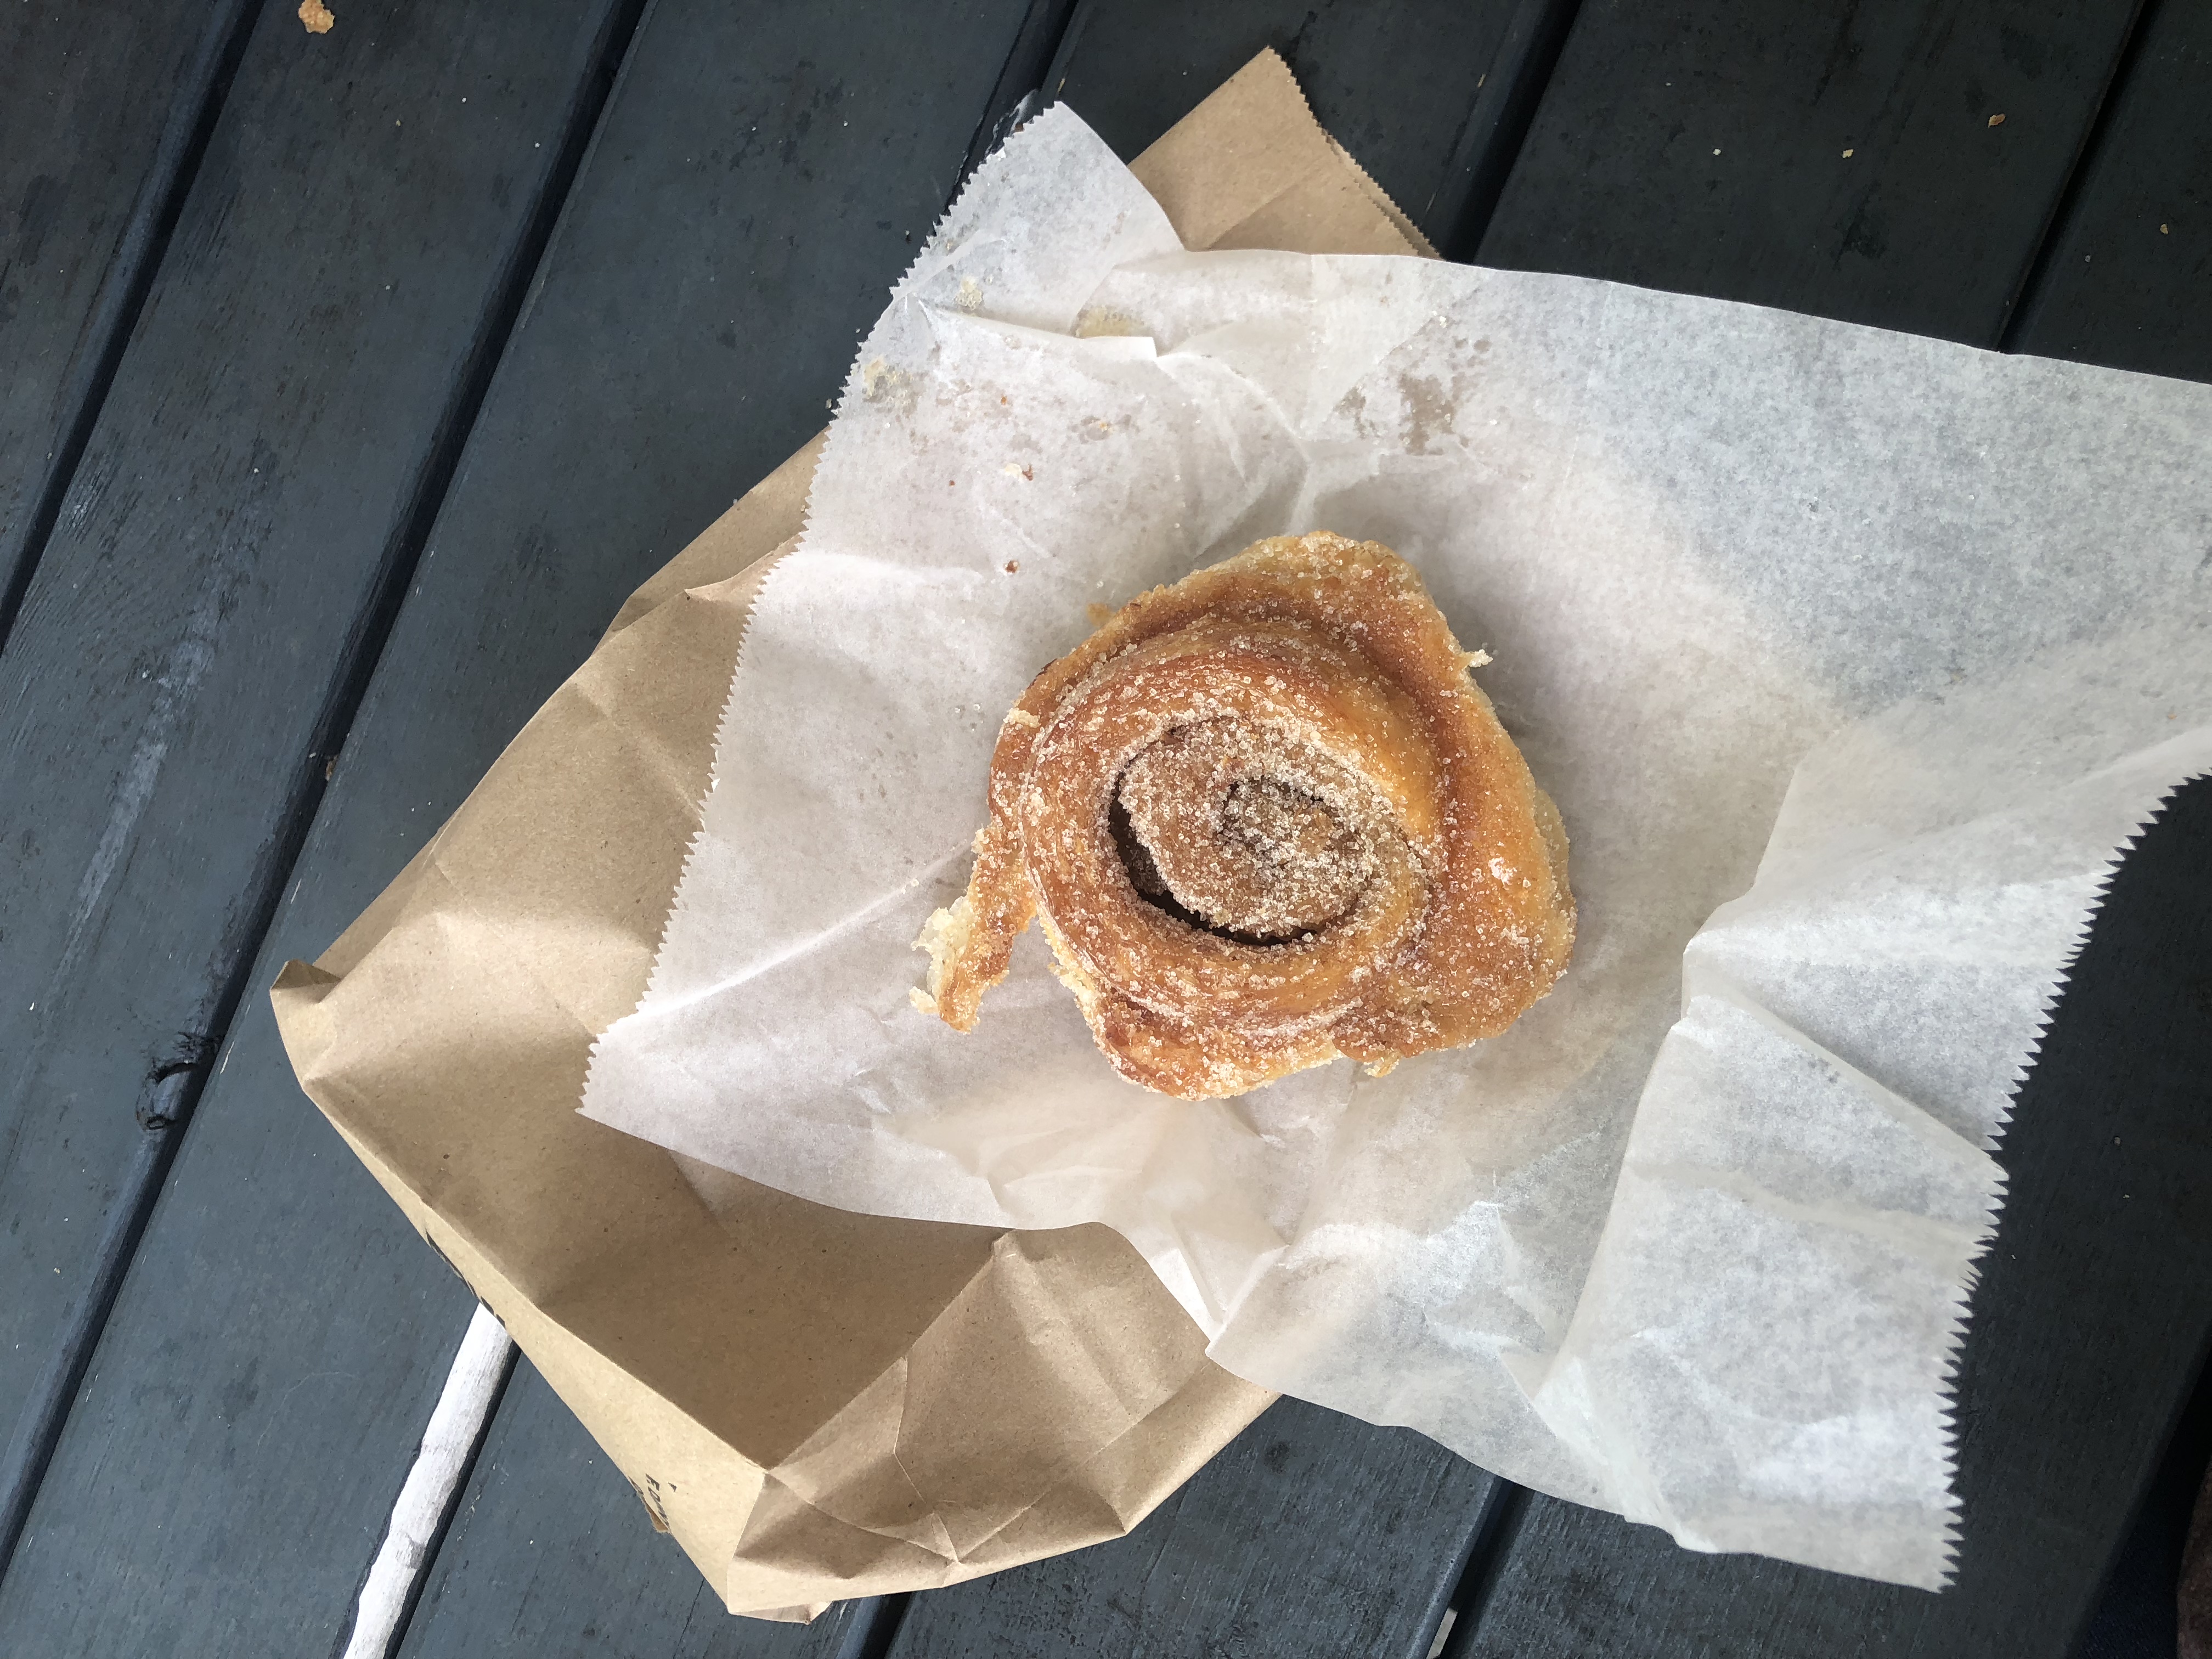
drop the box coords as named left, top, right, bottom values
left=582, top=109, right=2212, bottom=1587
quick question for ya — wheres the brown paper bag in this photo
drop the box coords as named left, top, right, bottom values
left=274, top=50, right=1432, bottom=1621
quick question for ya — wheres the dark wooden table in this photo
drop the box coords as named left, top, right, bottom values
left=2, top=1, right=2207, bottom=1655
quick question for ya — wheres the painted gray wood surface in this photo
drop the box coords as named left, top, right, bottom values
left=884, top=1397, right=1503, bottom=1659
left=1477, top=0, right=2141, bottom=345
left=0, top=0, right=247, bottom=1425
left=0, top=0, right=644, bottom=1645
left=1043, top=0, right=1525, bottom=247
left=2007, top=0, right=2212, bottom=379
left=0, top=0, right=251, bottom=635
left=399, top=1359, right=883, bottom=1659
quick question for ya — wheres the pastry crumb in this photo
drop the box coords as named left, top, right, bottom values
left=298, top=0, right=334, bottom=31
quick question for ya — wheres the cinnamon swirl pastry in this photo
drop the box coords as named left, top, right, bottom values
left=913, top=532, right=1574, bottom=1099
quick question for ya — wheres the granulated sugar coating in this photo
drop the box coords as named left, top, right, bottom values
left=913, top=532, right=1577, bottom=1098
left=1118, top=722, right=1381, bottom=941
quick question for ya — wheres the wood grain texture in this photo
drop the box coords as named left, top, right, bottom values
left=0, top=0, right=640, bottom=1645
left=1045, top=0, right=1524, bottom=244
left=887, top=1397, right=1500, bottom=1659
left=1454, top=780, right=2212, bottom=1658
left=0, top=0, right=1038, bottom=1649
left=0, top=996, right=479, bottom=1656
left=1477, top=0, right=2141, bottom=345
left=0, top=0, right=625, bottom=1477
left=399, top=1360, right=879, bottom=1658
left=2006, top=0, right=2212, bottom=381
left=0, top=0, right=250, bottom=636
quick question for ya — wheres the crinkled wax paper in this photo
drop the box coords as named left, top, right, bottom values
left=582, top=108, right=2212, bottom=1587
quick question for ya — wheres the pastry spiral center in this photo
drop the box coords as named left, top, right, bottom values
left=1113, top=719, right=1382, bottom=944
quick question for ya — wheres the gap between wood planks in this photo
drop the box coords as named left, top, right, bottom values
left=0, top=0, right=261, bottom=661
left=1429, top=0, right=1587, bottom=261
left=1997, top=0, right=2157, bottom=350
left=336, top=1305, right=517, bottom=1659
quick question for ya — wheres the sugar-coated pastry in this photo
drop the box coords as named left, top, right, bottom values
left=913, top=532, right=1575, bottom=1099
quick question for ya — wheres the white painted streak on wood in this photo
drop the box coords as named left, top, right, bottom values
left=342, top=1303, right=514, bottom=1659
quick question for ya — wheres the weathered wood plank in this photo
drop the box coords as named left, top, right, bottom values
left=884, top=1397, right=1502, bottom=1659
left=0, top=0, right=252, bottom=641
left=1045, top=0, right=1521, bottom=246
left=0, top=0, right=1043, bottom=1649
left=2005, top=0, right=2212, bottom=381
left=398, top=1359, right=883, bottom=1658
left=0, top=0, right=643, bottom=1642
left=1477, top=0, right=2141, bottom=345
left=1453, top=780, right=2212, bottom=1658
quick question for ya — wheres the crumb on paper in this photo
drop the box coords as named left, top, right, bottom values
left=1988, top=113, right=2006, bottom=127
left=860, top=357, right=918, bottom=413
left=1073, top=305, right=1146, bottom=339
left=1842, top=148, right=1855, bottom=158
left=956, top=276, right=985, bottom=314
left=1004, top=560, right=1020, bottom=574
left=298, top=0, right=334, bottom=31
